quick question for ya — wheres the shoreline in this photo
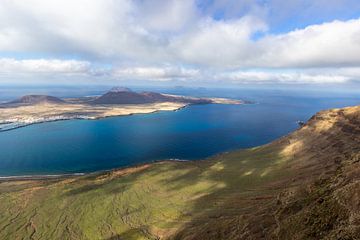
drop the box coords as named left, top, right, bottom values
left=0, top=173, right=86, bottom=181
left=0, top=101, right=248, bottom=181
left=0, top=104, right=190, bottom=132
left=0, top=159, right=191, bottom=182
left=0, top=101, right=247, bottom=132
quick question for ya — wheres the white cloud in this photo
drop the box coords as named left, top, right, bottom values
left=0, top=0, right=166, bottom=61
left=214, top=66, right=360, bottom=84
left=112, top=66, right=200, bottom=81
left=0, top=58, right=200, bottom=82
left=0, top=0, right=360, bottom=85
left=0, top=58, right=90, bottom=74
left=111, top=66, right=360, bottom=84
left=136, top=0, right=198, bottom=32
left=257, top=19, right=360, bottom=68
left=219, top=70, right=350, bottom=84
left=172, top=18, right=360, bottom=68
left=170, top=16, right=267, bottom=68
left=0, top=58, right=359, bottom=85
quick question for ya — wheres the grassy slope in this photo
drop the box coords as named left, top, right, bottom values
left=0, top=106, right=359, bottom=239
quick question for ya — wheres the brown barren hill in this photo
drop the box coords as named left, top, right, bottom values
left=91, top=87, right=213, bottom=105
left=9, top=95, right=65, bottom=105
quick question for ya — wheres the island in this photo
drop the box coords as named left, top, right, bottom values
left=0, top=87, right=244, bottom=131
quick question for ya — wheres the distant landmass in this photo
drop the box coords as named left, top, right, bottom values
left=90, top=87, right=213, bottom=105
left=9, top=95, right=65, bottom=105
left=0, top=87, right=244, bottom=131
left=2, top=87, right=242, bottom=106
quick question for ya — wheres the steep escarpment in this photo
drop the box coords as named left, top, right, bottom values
left=171, top=106, right=360, bottom=240
left=0, top=105, right=359, bottom=240
left=269, top=106, right=360, bottom=239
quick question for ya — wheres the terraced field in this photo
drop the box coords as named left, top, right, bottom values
left=0, top=105, right=359, bottom=239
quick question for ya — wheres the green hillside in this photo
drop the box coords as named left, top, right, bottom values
left=1, top=105, right=359, bottom=239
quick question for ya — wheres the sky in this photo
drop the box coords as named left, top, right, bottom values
left=1, top=0, right=360, bottom=87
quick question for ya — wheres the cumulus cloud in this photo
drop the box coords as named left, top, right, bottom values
left=170, top=16, right=267, bottom=68
left=113, top=66, right=200, bottom=81
left=136, top=0, right=198, bottom=32
left=0, top=0, right=168, bottom=61
left=111, top=66, right=360, bottom=84
left=0, top=58, right=90, bottom=74
left=0, top=58, right=359, bottom=85
left=0, top=0, right=360, bottom=85
left=172, top=18, right=360, bottom=68
left=257, top=19, right=360, bottom=68
left=219, top=70, right=350, bottom=84
left=0, top=58, right=200, bottom=82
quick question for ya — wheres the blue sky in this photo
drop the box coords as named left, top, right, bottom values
left=0, top=0, right=360, bottom=86
left=198, top=0, right=360, bottom=32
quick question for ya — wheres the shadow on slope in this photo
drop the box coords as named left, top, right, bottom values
left=0, top=106, right=359, bottom=240
left=171, top=106, right=360, bottom=239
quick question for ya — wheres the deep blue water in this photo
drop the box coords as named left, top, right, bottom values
left=0, top=88, right=359, bottom=176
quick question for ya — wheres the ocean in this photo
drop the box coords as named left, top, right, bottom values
left=0, top=87, right=359, bottom=176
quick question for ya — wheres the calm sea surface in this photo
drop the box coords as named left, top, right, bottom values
left=0, top=88, right=359, bottom=176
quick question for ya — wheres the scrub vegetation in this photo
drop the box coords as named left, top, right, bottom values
left=0, top=105, right=359, bottom=239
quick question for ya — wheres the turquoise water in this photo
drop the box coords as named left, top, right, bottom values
left=0, top=88, right=359, bottom=176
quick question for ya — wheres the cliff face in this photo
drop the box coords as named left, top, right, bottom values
left=0, top=105, right=359, bottom=240
left=270, top=106, right=360, bottom=239
left=175, top=105, right=360, bottom=239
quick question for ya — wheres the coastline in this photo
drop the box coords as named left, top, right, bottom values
left=0, top=103, right=190, bottom=132
left=0, top=100, right=246, bottom=132
left=0, top=103, right=358, bottom=239
left=0, top=159, right=191, bottom=182
left=0, top=173, right=86, bottom=181
left=0, top=100, right=247, bottom=180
